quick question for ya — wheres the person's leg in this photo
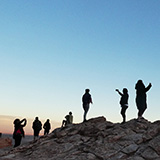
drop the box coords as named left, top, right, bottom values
left=14, top=137, right=18, bottom=147
left=17, top=136, right=22, bottom=146
left=83, top=104, right=89, bottom=122
left=138, top=102, right=147, bottom=118
left=34, top=130, right=39, bottom=140
left=34, top=130, right=36, bottom=140
left=141, top=109, right=145, bottom=117
left=61, top=120, right=66, bottom=127
left=141, top=103, right=147, bottom=117
left=37, top=131, right=40, bottom=138
left=136, top=98, right=142, bottom=118
left=138, top=109, right=141, bottom=117
left=121, top=106, right=127, bottom=123
left=14, top=136, right=22, bottom=147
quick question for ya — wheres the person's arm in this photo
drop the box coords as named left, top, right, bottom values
left=32, top=122, right=34, bottom=129
left=40, top=122, right=42, bottom=130
left=90, top=97, right=93, bottom=104
left=145, top=83, right=152, bottom=92
left=82, top=95, right=84, bottom=103
left=43, top=123, right=46, bottom=129
left=20, top=118, right=27, bottom=127
left=115, top=89, right=123, bottom=96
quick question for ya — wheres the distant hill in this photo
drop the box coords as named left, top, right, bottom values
left=1, top=116, right=160, bottom=160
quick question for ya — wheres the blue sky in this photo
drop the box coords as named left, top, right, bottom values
left=0, top=0, right=160, bottom=134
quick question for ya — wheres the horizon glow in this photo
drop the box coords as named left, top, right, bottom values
left=0, top=0, right=160, bottom=134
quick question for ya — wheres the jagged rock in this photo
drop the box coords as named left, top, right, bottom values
left=122, top=144, right=139, bottom=154
left=1, top=116, right=160, bottom=160
left=149, top=135, right=160, bottom=155
left=141, top=147, right=159, bottom=159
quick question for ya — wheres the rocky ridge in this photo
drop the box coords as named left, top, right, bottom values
left=1, top=116, right=160, bottom=160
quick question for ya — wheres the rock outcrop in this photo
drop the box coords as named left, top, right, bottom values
left=1, top=116, right=160, bottom=160
left=0, top=138, right=12, bottom=149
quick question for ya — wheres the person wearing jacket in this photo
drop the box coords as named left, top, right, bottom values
left=32, top=117, right=42, bottom=140
left=61, top=112, right=73, bottom=127
left=13, top=118, right=27, bottom=147
left=135, top=80, right=152, bottom=119
left=116, top=88, right=129, bottom=123
left=82, top=89, right=93, bottom=122
left=43, top=119, right=51, bottom=135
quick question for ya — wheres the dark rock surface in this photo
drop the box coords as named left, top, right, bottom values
left=1, top=116, right=160, bottom=160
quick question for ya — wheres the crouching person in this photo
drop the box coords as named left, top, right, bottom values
left=61, top=112, right=73, bottom=127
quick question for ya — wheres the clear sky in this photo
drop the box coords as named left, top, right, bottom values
left=0, top=0, right=160, bottom=134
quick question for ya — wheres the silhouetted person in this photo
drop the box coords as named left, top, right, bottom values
left=32, top=117, right=42, bottom=140
left=43, top=119, right=51, bottom=135
left=116, top=88, right=129, bottom=123
left=135, top=80, right=152, bottom=119
left=13, top=118, right=27, bottom=147
left=82, top=89, right=93, bottom=122
left=61, top=112, right=73, bottom=127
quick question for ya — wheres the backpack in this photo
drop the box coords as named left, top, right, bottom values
left=16, top=129, right=22, bottom=135
left=13, top=128, right=23, bottom=139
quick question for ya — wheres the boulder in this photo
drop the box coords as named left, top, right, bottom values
left=0, top=137, right=12, bottom=149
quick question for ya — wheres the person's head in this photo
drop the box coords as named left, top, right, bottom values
left=35, top=117, right=39, bottom=121
left=136, top=80, right=145, bottom=89
left=47, top=119, right=50, bottom=122
left=123, top=88, right=128, bottom=94
left=13, top=118, right=20, bottom=125
left=85, top=89, right=90, bottom=93
left=69, top=112, right=72, bottom=115
left=137, top=80, right=143, bottom=85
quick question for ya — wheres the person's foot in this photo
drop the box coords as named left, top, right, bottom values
left=83, top=119, right=87, bottom=123
left=137, top=116, right=144, bottom=122
left=138, top=116, right=145, bottom=119
left=121, top=121, right=125, bottom=124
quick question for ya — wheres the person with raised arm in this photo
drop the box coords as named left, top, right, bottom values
left=135, top=80, right=152, bottom=120
left=116, top=88, right=129, bottom=123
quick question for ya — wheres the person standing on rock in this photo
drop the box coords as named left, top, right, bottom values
left=32, top=117, right=42, bottom=140
left=116, top=88, right=129, bottom=123
left=43, top=119, right=51, bottom=135
left=13, top=118, right=27, bottom=147
left=82, top=89, right=93, bottom=122
left=135, top=80, right=152, bottom=119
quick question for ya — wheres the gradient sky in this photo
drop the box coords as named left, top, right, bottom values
left=0, top=0, right=160, bottom=134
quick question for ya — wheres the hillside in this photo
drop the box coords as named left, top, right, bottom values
left=1, top=116, right=160, bottom=160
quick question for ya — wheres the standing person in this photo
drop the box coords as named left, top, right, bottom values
left=61, top=112, right=73, bottom=127
left=135, top=80, right=152, bottom=119
left=32, top=117, right=42, bottom=140
left=43, top=119, right=51, bottom=135
left=116, top=88, right=129, bottom=123
left=13, top=118, right=27, bottom=147
left=82, top=89, right=93, bottom=122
